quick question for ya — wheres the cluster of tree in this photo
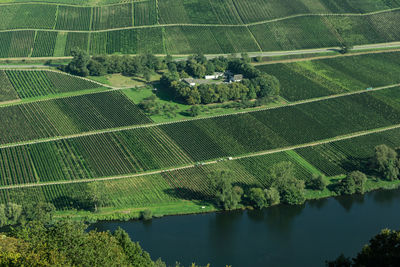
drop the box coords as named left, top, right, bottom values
left=209, top=162, right=307, bottom=211
left=161, top=55, right=280, bottom=105
left=326, top=228, right=400, bottom=267
left=334, top=171, right=367, bottom=195
left=333, top=144, right=400, bottom=196
left=62, top=48, right=164, bottom=78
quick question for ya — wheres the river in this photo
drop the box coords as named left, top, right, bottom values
left=90, top=189, right=400, bottom=266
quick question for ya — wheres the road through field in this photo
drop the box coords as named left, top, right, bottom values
left=1, top=41, right=400, bottom=62
left=1, top=122, right=400, bottom=190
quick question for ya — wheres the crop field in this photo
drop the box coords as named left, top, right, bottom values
left=90, top=27, right=164, bottom=55
left=0, top=91, right=151, bottom=144
left=134, top=0, right=157, bottom=26
left=157, top=0, right=400, bottom=25
left=160, top=88, right=400, bottom=161
left=0, top=2, right=399, bottom=57
left=3, top=70, right=103, bottom=99
left=0, top=149, right=315, bottom=209
left=0, top=71, right=18, bottom=102
left=164, top=26, right=260, bottom=54
left=1, top=87, right=400, bottom=184
left=31, top=31, right=58, bottom=57
left=64, top=32, right=89, bottom=55
left=92, top=3, right=133, bottom=30
left=0, top=126, right=192, bottom=185
left=0, top=31, right=35, bottom=58
left=0, top=4, right=56, bottom=30
left=296, top=127, right=400, bottom=177
left=55, top=6, right=92, bottom=31
left=257, top=51, right=400, bottom=101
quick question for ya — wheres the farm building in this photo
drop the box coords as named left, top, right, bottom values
left=230, top=74, right=243, bottom=82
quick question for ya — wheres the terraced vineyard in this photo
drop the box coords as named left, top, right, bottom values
left=0, top=90, right=151, bottom=144
left=2, top=0, right=400, bottom=221
left=1, top=87, right=400, bottom=187
left=257, top=51, right=400, bottom=101
left=2, top=70, right=104, bottom=100
left=2, top=125, right=400, bottom=210
left=0, top=126, right=191, bottom=186
left=1, top=1, right=400, bottom=57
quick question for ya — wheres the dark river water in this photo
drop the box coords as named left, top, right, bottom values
left=90, top=189, right=400, bottom=267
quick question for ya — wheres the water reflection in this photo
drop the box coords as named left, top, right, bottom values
left=89, top=188, right=400, bottom=267
left=335, top=193, right=365, bottom=212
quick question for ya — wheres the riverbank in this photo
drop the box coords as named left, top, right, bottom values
left=89, top=187, right=400, bottom=267
left=54, top=176, right=400, bottom=223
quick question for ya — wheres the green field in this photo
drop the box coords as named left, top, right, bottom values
left=0, top=90, right=151, bottom=144
left=2, top=0, right=400, bottom=221
left=0, top=2, right=400, bottom=57
left=257, top=51, right=400, bottom=101
left=1, top=125, right=400, bottom=212
left=0, top=70, right=104, bottom=101
left=2, top=87, right=400, bottom=186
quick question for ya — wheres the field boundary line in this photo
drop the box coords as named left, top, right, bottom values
left=1, top=123, right=400, bottom=190
left=0, top=8, right=400, bottom=33
left=0, top=82, right=399, bottom=149
left=253, top=48, right=400, bottom=65
left=0, top=0, right=151, bottom=8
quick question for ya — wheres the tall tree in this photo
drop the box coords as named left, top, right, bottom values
left=373, top=144, right=399, bottom=181
left=209, top=171, right=243, bottom=210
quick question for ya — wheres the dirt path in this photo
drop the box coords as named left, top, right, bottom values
left=253, top=48, right=400, bottom=65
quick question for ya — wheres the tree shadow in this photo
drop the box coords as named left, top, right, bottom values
left=339, top=158, right=372, bottom=175
left=163, top=188, right=214, bottom=205
left=334, top=193, right=365, bottom=212
left=51, top=196, right=94, bottom=212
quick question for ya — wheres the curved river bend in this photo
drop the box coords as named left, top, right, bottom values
left=91, top=189, right=400, bottom=266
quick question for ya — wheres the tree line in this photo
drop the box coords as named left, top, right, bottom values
left=208, top=144, right=400, bottom=211
left=61, top=48, right=165, bottom=79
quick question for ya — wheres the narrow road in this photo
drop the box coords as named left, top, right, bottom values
left=1, top=41, right=400, bottom=63
left=0, top=82, right=399, bottom=150
left=1, top=122, right=399, bottom=190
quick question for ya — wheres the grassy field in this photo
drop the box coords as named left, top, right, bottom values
left=257, top=51, right=400, bottom=101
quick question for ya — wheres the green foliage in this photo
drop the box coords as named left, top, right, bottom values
left=269, top=162, right=306, bottom=205
left=209, top=171, right=243, bottom=210
left=265, top=187, right=280, bottom=206
left=335, top=171, right=367, bottom=195
left=248, top=188, right=267, bottom=209
left=248, top=187, right=280, bottom=209
left=187, top=105, right=201, bottom=117
left=373, top=144, right=400, bottom=181
left=328, top=229, right=400, bottom=267
left=6, top=220, right=157, bottom=267
left=307, top=174, right=327, bottom=191
left=141, top=209, right=153, bottom=221
left=66, top=48, right=90, bottom=77
left=0, top=198, right=55, bottom=227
